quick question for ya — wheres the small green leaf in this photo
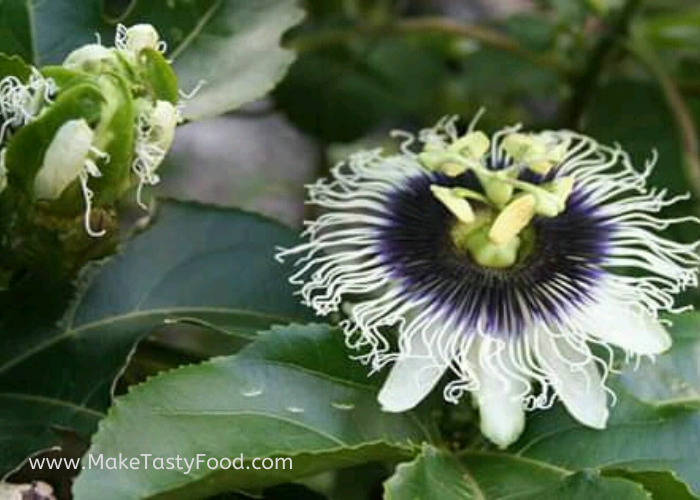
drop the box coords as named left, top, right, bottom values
left=383, top=445, right=650, bottom=500
left=619, top=312, right=700, bottom=407
left=162, top=0, right=305, bottom=119
left=91, top=73, right=136, bottom=202
left=515, top=471, right=651, bottom=500
left=40, top=65, right=92, bottom=90
left=138, top=48, right=179, bottom=105
left=0, top=201, right=312, bottom=477
left=0, top=53, right=31, bottom=80
left=73, top=324, right=429, bottom=499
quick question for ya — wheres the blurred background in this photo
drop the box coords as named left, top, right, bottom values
left=158, top=0, right=700, bottom=240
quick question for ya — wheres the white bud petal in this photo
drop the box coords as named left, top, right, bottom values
left=126, top=24, right=160, bottom=53
left=150, top=100, right=178, bottom=153
left=63, top=44, right=116, bottom=70
left=34, top=119, right=94, bottom=200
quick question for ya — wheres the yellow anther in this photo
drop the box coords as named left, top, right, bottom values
left=489, top=194, right=536, bottom=245
left=441, top=162, right=468, bottom=177
left=548, top=142, right=568, bottom=164
left=534, top=176, right=576, bottom=216
left=451, top=131, right=490, bottom=160
left=502, top=133, right=542, bottom=162
left=503, top=133, right=567, bottom=175
left=530, top=160, right=555, bottom=175
left=430, top=185, right=475, bottom=224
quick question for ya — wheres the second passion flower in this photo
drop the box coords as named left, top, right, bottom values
left=277, top=116, right=700, bottom=448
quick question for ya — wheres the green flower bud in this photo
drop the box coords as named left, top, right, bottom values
left=0, top=23, right=189, bottom=279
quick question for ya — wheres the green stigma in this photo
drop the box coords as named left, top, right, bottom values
left=423, top=129, right=575, bottom=268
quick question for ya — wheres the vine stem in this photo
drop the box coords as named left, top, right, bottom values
left=626, top=41, right=700, bottom=200
left=563, top=0, right=643, bottom=128
left=289, top=17, right=568, bottom=75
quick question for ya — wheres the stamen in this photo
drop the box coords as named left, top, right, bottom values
left=449, top=131, right=490, bottom=161
left=430, top=185, right=475, bottom=224
left=488, top=194, right=536, bottom=245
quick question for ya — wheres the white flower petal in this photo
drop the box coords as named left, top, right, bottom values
left=536, top=330, right=608, bottom=429
left=472, top=339, right=526, bottom=448
left=579, top=297, right=671, bottom=355
left=34, top=119, right=94, bottom=200
left=378, top=333, right=449, bottom=413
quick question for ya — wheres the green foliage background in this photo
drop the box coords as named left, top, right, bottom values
left=2, top=0, right=700, bottom=499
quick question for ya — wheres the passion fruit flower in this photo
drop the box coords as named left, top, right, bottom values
left=0, top=23, right=183, bottom=237
left=277, top=116, right=700, bottom=448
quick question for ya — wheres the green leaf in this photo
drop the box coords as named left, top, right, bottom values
left=383, top=445, right=650, bottom=500
left=28, top=0, right=304, bottom=119
left=619, top=312, right=700, bottom=407
left=73, top=324, right=430, bottom=500
left=0, top=0, right=33, bottom=62
left=516, top=389, right=700, bottom=496
left=0, top=200, right=311, bottom=477
left=510, top=314, right=700, bottom=497
left=605, top=470, right=698, bottom=500
left=164, top=0, right=304, bottom=120
left=585, top=79, right=689, bottom=195
left=516, top=471, right=651, bottom=500
left=275, top=38, right=448, bottom=142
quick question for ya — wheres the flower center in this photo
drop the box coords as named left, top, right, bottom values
left=420, top=129, right=576, bottom=268
left=448, top=200, right=538, bottom=268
